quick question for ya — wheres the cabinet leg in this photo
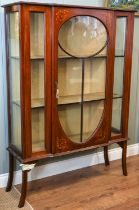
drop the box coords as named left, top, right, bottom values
left=104, top=146, right=110, bottom=166
left=122, top=141, right=128, bottom=176
left=6, top=153, right=14, bottom=192
left=18, top=170, right=28, bottom=208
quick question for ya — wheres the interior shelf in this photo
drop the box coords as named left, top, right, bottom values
left=13, top=98, right=44, bottom=108
left=38, top=128, right=121, bottom=143
left=13, top=93, right=122, bottom=108
left=111, top=127, right=121, bottom=137
left=32, top=140, right=45, bottom=152
left=58, top=55, right=107, bottom=59
left=32, top=132, right=94, bottom=147
left=58, top=55, right=124, bottom=59
left=58, top=92, right=122, bottom=105
left=10, top=54, right=124, bottom=60
left=30, top=55, right=44, bottom=60
left=31, top=99, right=44, bottom=108
left=10, top=55, right=44, bottom=60
left=68, top=132, right=92, bottom=143
left=58, top=92, right=106, bottom=105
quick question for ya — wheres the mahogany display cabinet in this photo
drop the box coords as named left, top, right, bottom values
left=4, top=2, right=135, bottom=208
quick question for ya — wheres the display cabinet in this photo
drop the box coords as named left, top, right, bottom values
left=4, top=3, right=135, bottom=208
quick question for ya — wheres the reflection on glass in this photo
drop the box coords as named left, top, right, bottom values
left=58, top=16, right=107, bottom=143
left=31, top=109, right=44, bottom=152
left=9, top=12, right=19, bottom=57
left=111, top=17, right=126, bottom=137
left=30, top=13, right=44, bottom=58
left=58, top=59, right=82, bottom=105
left=58, top=16, right=107, bottom=58
left=115, top=17, right=126, bottom=56
left=8, top=12, right=21, bottom=150
left=82, top=101, right=104, bottom=141
left=111, top=99, right=122, bottom=136
left=31, top=60, right=44, bottom=107
left=58, top=104, right=81, bottom=143
left=113, top=58, right=124, bottom=97
left=30, top=13, right=45, bottom=152
left=84, top=57, right=106, bottom=101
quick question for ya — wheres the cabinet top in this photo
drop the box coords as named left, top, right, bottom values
left=1, top=0, right=136, bottom=12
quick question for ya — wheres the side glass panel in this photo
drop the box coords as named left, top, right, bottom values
left=8, top=12, right=21, bottom=150
left=115, top=17, right=126, bottom=56
left=111, top=17, right=126, bottom=137
left=58, top=16, right=107, bottom=144
left=30, top=13, right=45, bottom=152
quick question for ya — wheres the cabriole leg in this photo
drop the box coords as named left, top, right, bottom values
left=104, top=146, right=110, bottom=166
left=18, top=163, right=36, bottom=208
left=122, top=141, right=127, bottom=176
left=18, top=170, right=28, bottom=208
left=6, top=153, right=14, bottom=192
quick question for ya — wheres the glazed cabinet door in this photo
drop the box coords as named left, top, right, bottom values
left=23, top=5, right=51, bottom=158
left=52, top=7, right=115, bottom=153
left=111, top=12, right=134, bottom=140
left=14, top=5, right=52, bottom=159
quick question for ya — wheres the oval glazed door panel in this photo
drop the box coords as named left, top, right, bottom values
left=54, top=10, right=110, bottom=152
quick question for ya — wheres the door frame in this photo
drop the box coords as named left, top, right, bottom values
left=52, top=7, right=115, bottom=154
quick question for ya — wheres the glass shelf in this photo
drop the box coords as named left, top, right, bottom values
left=111, top=127, right=121, bottom=137
left=13, top=93, right=122, bottom=109
left=58, top=93, right=122, bottom=106
left=31, top=98, right=44, bottom=108
left=58, top=55, right=108, bottom=59
left=58, top=92, right=105, bottom=105
left=115, top=55, right=125, bottom=57
left=58, top=55, right=124, bottom=59
left=68, top=132, right=93, bottom=143
left=31, top=56, right=44, bottom=60
left=32, top=140, right=45, bottom=152
left=13, top=98, right=44, bottom=108
left=10, top=55, right=44, bottom=60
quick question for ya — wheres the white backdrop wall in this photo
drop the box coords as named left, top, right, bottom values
left=0, top=0, right=139, bottom=175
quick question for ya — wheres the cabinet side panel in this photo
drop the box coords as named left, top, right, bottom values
left=5, top=8, right=22, bottom=154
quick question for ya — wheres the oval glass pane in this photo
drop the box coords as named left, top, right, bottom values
left=58, top=16, right=107, bottom=144
left=58, top=101, right=104, bottom=144
left=58, top=16, right=107, bottom=58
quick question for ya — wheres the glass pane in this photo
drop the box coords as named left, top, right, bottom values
left=58, top=16, right=107, bottom=58
left=31, top=109, right=44, bottom=152
left=58, top=59, right=82, bottom=105
left=81, top=56, right=106, bottom=142
left=9, top=12, right=19, bottom=57
left=58, top=105, right=81, bottom=143
left=58, top=57, right=82, bottom=143
left=30, top=13, right=44, bottom=58
left=31, top=60, right=44, bottom=108
left=82, top=101, right=104, bottom=142
left=115, top=17, right=126, bottom=56
left=30, top=13, right=45, bottom=152
left=113, top=57, right=124, bottom=97
left=8, top=12, right=21, bottom=150
left=111, top=98, right=122, bottom=137
left=111, top=17, right=126, bottom=137
left=84, top=57, right=106, bottom=101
